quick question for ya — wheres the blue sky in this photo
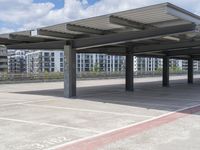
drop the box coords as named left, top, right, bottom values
left=34, top=0, right=64, bottom=9
left=33, top=0, right=98, bottom=9
left=0, top=0, right=199, bottom=33
left=88, top=0, right=99, bottom=5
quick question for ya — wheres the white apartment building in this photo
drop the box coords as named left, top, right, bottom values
left=170, top=59, right=199, bottom=71
left=26, top=51, right=127, bottom=74
left=26, top=51, right=63, bottom=73
left=0, top=46, right=8, bottom=72
left=8, top=50, right=29, bottom=73
left=137, top=57, right=162, bottom=72
left=12, top=49, right=200, bottom=74
left=180, top=60, right=199, bottom=71
left=77, top=54, right=128, bottom=73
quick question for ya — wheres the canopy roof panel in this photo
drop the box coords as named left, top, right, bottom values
left=39, top=3, right=197, bottom=33
left=1, top=2, right=200, bottom=58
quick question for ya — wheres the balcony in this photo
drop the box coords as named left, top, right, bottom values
left=0, top=52, right=7, bottom=56
left=0, top=59, right=8, bottom=63
left=0, top=64, right=8, bottom=69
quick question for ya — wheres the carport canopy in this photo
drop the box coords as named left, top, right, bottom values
left=1, top=2, right=200, bottom=97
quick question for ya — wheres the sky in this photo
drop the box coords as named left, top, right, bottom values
left=0, top=0, right=200, bottom=34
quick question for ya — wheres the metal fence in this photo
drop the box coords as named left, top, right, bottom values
left=0, top=70, right=199, bottom=82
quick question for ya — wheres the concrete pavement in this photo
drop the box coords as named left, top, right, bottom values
left=0, top=75, right=200, bottom=150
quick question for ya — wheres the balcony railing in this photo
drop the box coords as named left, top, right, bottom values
left=0, top=65, right=8, bottom=69
left=0, top=59, right=8, bottom=63
left=0, top=70, right=199, bottom=82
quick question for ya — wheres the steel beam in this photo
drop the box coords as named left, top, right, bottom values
left=163, top=56, right=170, bottom=87
left=167, top=48, right=200, bottom=56
left=134, top=40, right=200, bottom=54
left=190, top=55, right=200, bottom=60
left=125, top=47, right=134, bottom=91
left=9, top=34, right=48, bottom=42
left=0, top=33, right=47, bottom=43
left=77, top=46, right=126, bottom=54
left=64, top=44, right=76, bottom=98
left=7, top=41, right=66, bottom=50
left=73, top=24, right=196, bottom=50
left=31, top=29, right=77, bottom=39
left=167, top=3, right=200, bottom=24
left=67, top=24, right=110, bottom=35
left=110, top=15, right=154, bottom=30
left=0, top=37, right=19, bottom=45
left=188, top=57, right=194, bottom=84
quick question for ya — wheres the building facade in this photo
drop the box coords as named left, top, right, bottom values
left=8, top=50, right=28, bottom=73
left=180, top=60, right=199, bottom=71
left=77, top=54, right=127, bottom=73
left=26, top=51, right=127, bottom=74
left=169, top=59, right=199, bottom=72
left=7, top=49, right=200, bottom=74
left=137, top=57, right=162, bottom=72
left=0, top=46, right=8, bottom=72
left=26, top=51, right=64, bottom=73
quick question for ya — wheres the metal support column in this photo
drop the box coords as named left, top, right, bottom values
left=64, top=44, right=76, bottom=98
left=125, top=48, right=134, bottom=91
left=188, top=57, right=194, bottom=84
left=162, top=56, right=169, bottom=87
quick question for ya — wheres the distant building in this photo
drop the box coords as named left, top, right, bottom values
left=137, top=57, right=162, bottom=72
left=180, top=60, right=199, bottom=71
left=169, top=59, right=182, bottom=69
left=26, top=51, right=127, bottom=74
left=8, top=49, right=200, bottom=74
left=0, top=46, right=8, bottom=72
left=8, top=50, right=28, bottom=73
left=26, top=51, right=63, bottom=73
left=77, top=54, right=126, bottom=73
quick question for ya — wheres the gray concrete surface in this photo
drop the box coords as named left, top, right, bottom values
left=0, top=75, right=200, bottom=150
left=100, top=112, right=200, bottom=150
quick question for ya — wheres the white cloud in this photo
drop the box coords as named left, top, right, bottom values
left=0, top=0, right=54, bottom=23
left=0, top=27, right=15, bottom=34
left=0, top=0, right=200, bottom=34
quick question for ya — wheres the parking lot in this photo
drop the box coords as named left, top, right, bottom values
left=0, top=76, right=200, bottom=150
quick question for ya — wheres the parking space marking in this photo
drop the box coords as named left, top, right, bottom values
left=85, top=90, right=200, bottom=103
left=0, top=99, right=53, bottom=107
left=49, top=103, right=200, bottom=150
left=22, top=104, right=153, bottom=118
left=128, top=94, right=200, bottom=102
left=0, top=117, right=100, bottom=134
left=92, top=98, right=184, bottom=109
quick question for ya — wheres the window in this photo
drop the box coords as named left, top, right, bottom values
left=44, top=53, right=49, bottom=57
left=44, top=58, right=50, bottom=62
left=45, top=68, right=49, bottom=72
left=44, top=63, right=49, bottom=67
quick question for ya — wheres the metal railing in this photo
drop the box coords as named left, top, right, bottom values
left=0, top=70, right=199, bottom=82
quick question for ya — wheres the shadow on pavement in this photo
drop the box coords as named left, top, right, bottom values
left=12, top=79, right=200, bottom=114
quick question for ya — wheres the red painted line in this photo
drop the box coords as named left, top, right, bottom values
left=56, top=104, right=200, bottom=150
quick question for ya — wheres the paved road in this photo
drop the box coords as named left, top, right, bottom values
left=0, top=75, right=199, bottom=150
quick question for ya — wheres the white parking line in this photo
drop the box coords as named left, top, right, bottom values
left=128, top=94, right=200, bottom=102
left=0, top=99, right=53, bottom=107
left=93, top=98, right=184, bottom=109
left=47, top=103, right=200, bottom=150
left=21, top=103, right=153, bottom=118
left=0, top=117, right=100, bottom=134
